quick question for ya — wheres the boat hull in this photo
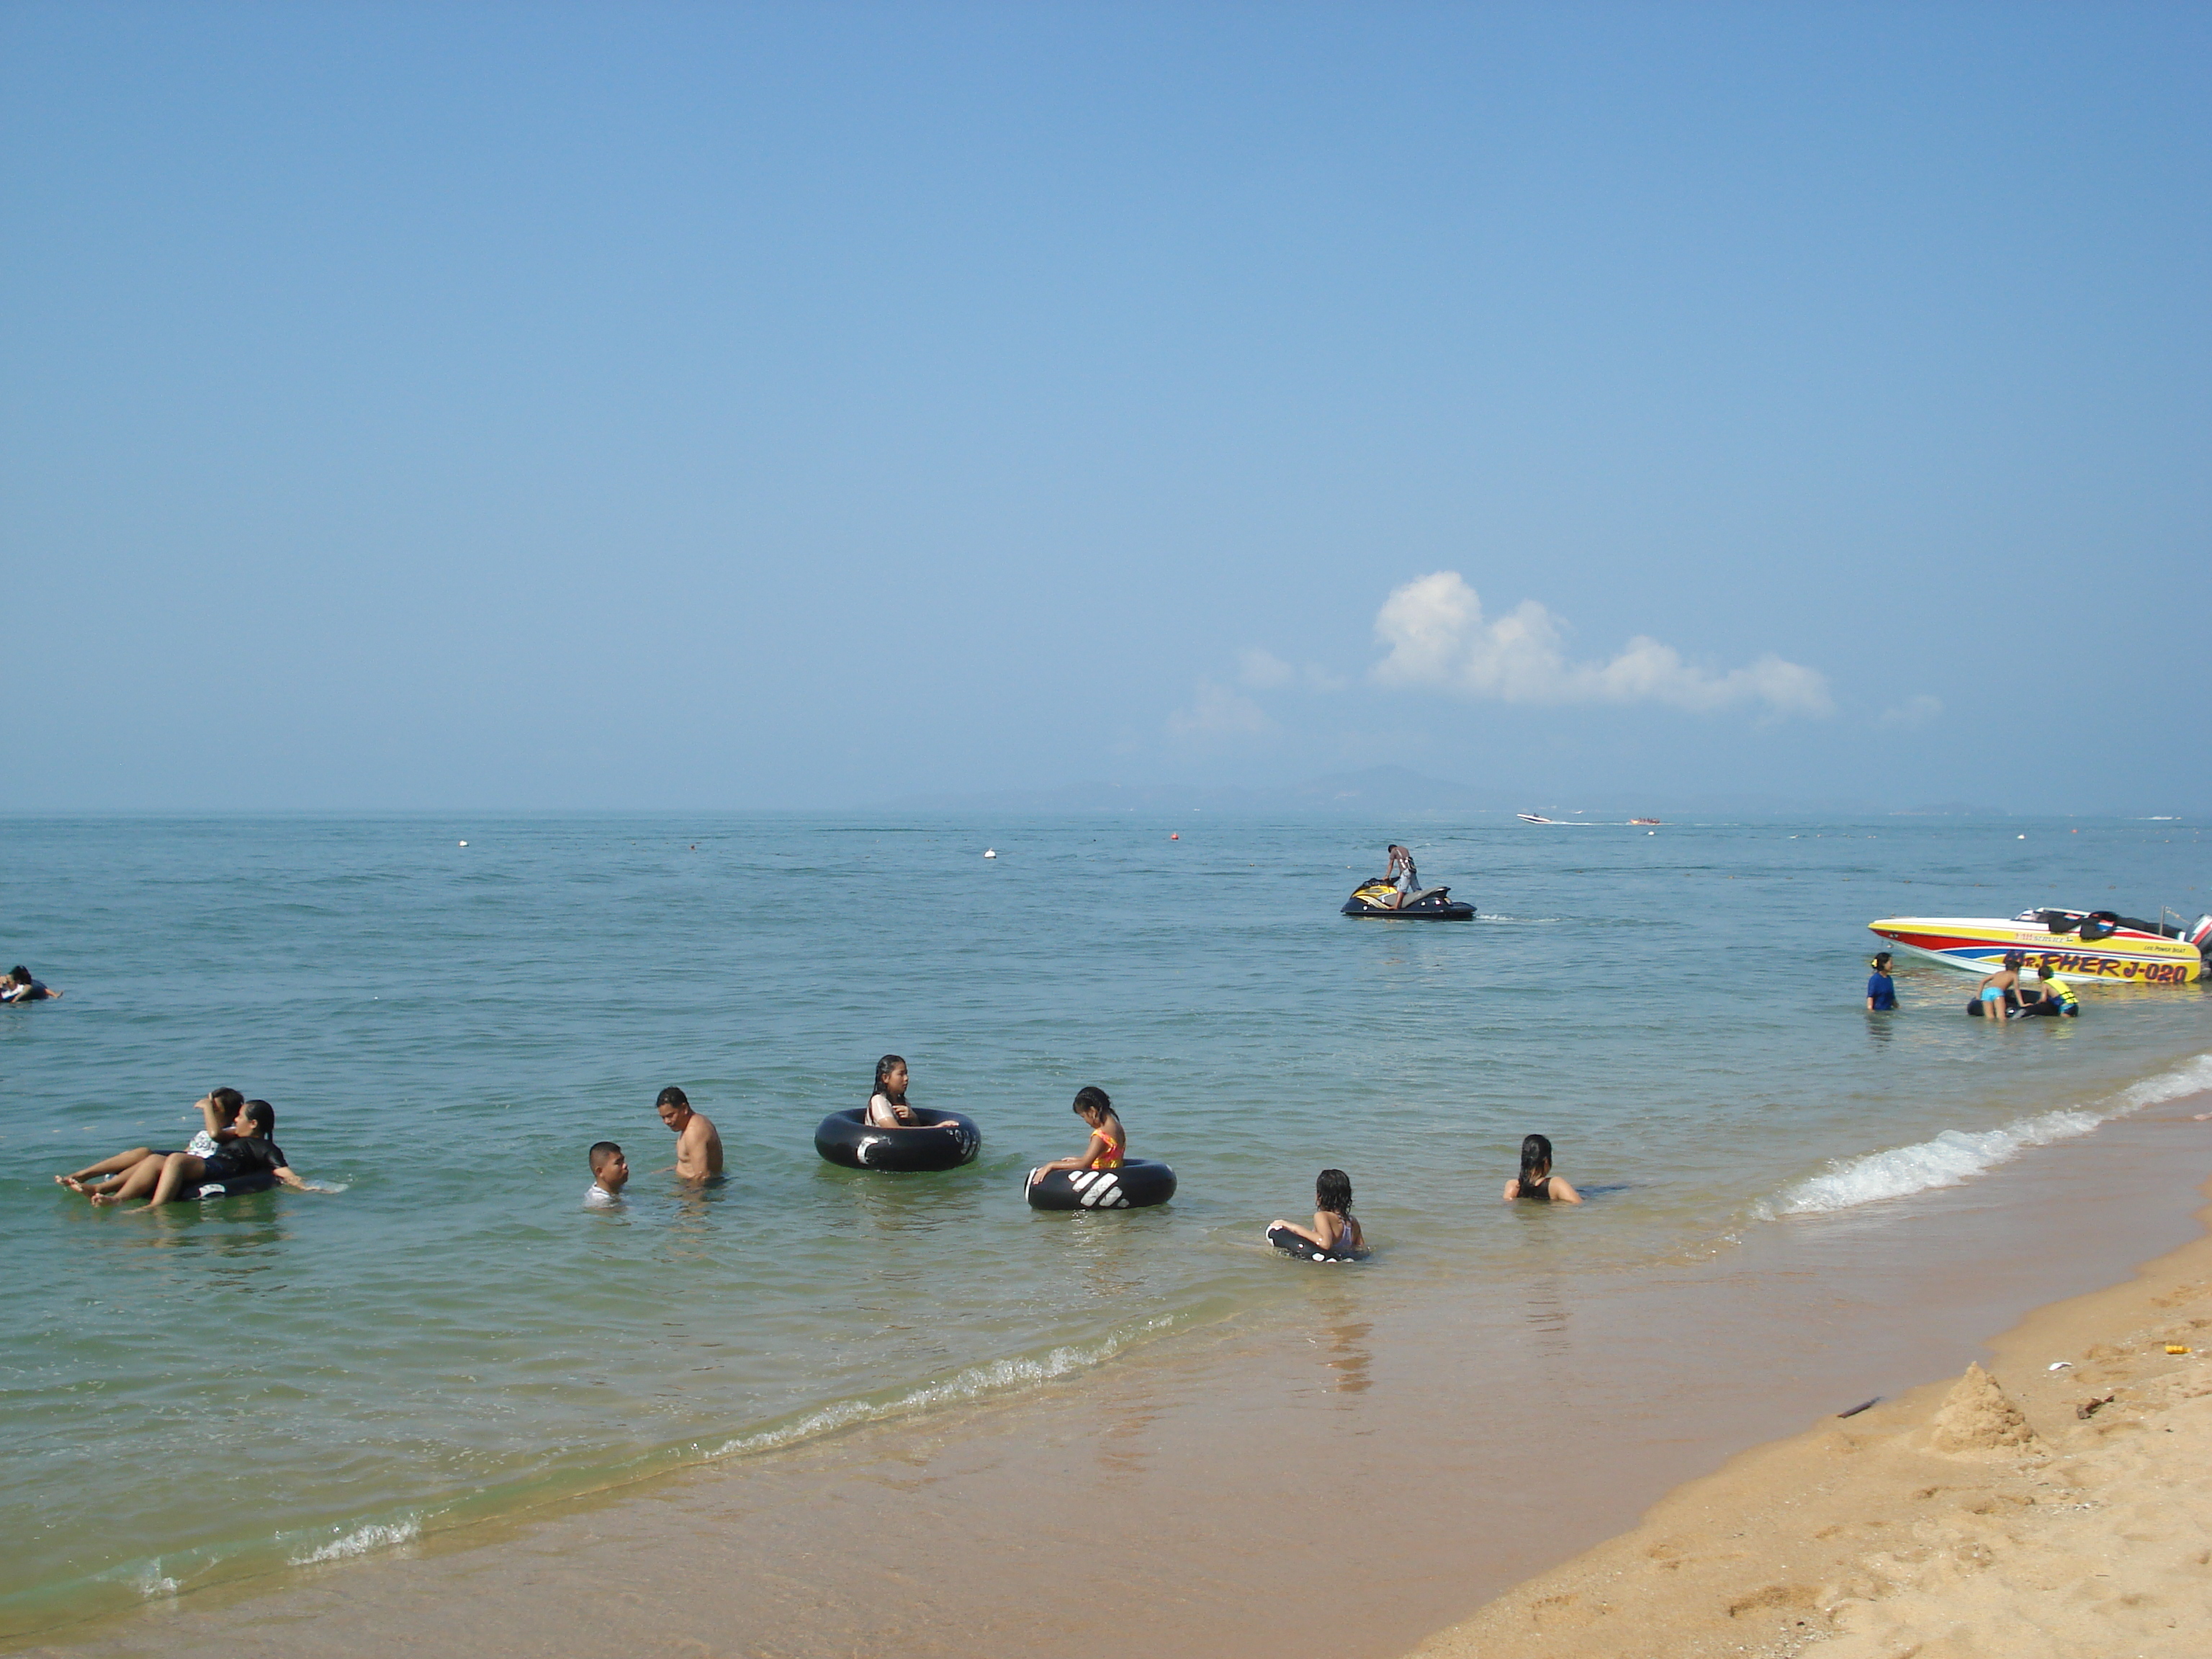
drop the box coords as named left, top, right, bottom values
left=1867, top=917, right=2203, bottom=985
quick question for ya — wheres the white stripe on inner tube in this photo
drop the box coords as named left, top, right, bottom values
left=1081, top=1176, right=1120, bottom=1208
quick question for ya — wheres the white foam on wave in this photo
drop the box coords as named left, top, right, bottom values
left=132, top=1564, right=179, bottom=1599
left=288, top=1516, right=421, bottom=1565
left=1761, top=1051, right=2212, bottom=1218
left=708, top=1317, right=1175, bottom=1461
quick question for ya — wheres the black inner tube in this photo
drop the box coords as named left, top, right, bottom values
left=814, top=1107, right=980, bottom=1172
left=1266, top=1222, right=1368, bottom=1262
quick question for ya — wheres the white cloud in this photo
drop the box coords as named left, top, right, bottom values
left=1236, top=648, right=1295, bottom=689
left=1166, top=679, right=1272, bottom=739
left=1370, top=572, right=1833, bottom=719
left=1879, top=693, right=1943, bottom=728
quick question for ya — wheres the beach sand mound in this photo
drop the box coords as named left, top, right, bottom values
left=1928, top=1362, right=2038, bottom=1455
left=1409, top=1251, right=2212, bottom=1659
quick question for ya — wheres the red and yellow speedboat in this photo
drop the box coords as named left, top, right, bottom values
left=1869, top=909, right=2212, bottom=986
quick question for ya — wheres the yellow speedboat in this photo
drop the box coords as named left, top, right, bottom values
left=1868, top=909, right=2211, bottom=986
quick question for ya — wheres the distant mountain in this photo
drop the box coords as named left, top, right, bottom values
left=884, top=765, right=1498, bottom=817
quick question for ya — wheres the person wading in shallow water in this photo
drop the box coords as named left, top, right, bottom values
left=655, top=1086, right=723, bottom=1182
left=1503, top=1133, right=1581, bottom=1204
left=1866, top=953, right=1898, bottom=1012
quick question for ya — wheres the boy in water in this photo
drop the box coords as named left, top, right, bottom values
left=655, top=1087, right=724, bottom=1182
left=585, top=1141, right=629, bottom=1206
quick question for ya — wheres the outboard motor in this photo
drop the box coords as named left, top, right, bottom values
left=2191, top=914, right=2212, bottom=961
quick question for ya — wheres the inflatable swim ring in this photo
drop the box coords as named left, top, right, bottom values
left=194, top=1172, right=276, bottom=1200
left=814, top=1107, right=980, bottom=1172
left=1026, top=1161, right=1176, bottom=1210
left=1266, top=1222, right=1369, bottom=1262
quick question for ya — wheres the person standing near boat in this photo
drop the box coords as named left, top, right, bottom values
left=1976, top=953, right=2024, bottom=1019
left=1865, top=953, right=1897, bottom=1012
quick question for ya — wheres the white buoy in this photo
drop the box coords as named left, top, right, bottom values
left=983, top=849, right=997, bottom=859
left=2018, top=834, right=2026, bottom=840
left=459, top=840, right=469, bottom=848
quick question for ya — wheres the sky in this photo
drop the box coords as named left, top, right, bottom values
left=3, top=2, right=2207, bottom=812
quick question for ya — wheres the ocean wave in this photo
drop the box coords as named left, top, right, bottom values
left=287, top=1516, right=420, bottom=1565
left=1761, top=1051, right=2212, bottom=1218
left=707, top=1317, right=1175, bottom=1461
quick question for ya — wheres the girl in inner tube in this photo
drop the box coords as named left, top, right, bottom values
left=1025, top=1085, right=1125, bottom=1192
left=1272, top=1168, right=1367, bottom=1256
left=865, top=1055, right=936, bottom=1128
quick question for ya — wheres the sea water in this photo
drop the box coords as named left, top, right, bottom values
left=1, top=812, right=2206, bottom=1639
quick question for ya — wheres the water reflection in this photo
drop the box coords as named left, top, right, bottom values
left=1519, top=1274, right=1573, bottom=1363
left=1289, top=1284, right=1375, bottom=1401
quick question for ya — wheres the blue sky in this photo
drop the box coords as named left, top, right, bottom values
left=4, top=3, right=2206, bottom=811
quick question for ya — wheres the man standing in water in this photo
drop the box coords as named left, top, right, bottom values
left=655, top=1086, right=724, bottom=1182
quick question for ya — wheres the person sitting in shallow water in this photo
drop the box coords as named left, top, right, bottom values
left=1027, top=1086, right=1126, bottom=1190
left=863, top=1055, right=936, bottom=1128
left=1503, top=1133, right=1581, bottom=1204
left=1272, top=1168, right=1367, bottom=1256
left=58, top=1088, right=246, bottom=1195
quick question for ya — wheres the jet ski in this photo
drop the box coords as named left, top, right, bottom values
left=1342, top=878, right=1475, bottom=920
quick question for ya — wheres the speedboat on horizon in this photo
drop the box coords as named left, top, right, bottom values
left=1868, top=909, right=2212, bottom=985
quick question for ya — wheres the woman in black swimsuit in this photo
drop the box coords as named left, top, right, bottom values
left=1503, top=1133, right=1581, bottom=1204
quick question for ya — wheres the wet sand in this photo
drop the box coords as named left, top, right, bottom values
left=18, top=1090, right=2211, bottom=1659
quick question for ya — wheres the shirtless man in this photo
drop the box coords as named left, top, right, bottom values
left=655, top=1086, right=724, bottom=1182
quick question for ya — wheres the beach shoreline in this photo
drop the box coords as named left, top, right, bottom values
left=17, top=1066, right=2211, bottom=1659
left=1408, top=1163, right=2212, bottom=1658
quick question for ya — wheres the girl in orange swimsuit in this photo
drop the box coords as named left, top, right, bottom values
left=1027, top=1085, right=1125, bottom=1190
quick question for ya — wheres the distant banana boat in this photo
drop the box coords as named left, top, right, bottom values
left=1869, top=909, right=2212, bottom=986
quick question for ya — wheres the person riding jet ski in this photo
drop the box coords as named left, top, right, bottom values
left=1343, top=846, right=1474, bottom=920
left=1385, top=845, right=1425, bottom=909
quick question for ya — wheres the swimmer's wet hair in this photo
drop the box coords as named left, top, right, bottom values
left=656, top=1086, right=689, bottom=1110
left=6, top=966, right=27, bottom=982
left=873, top=1055, right=907, bottom=1104
left=588, top=1141, right=623, bottom=1172
left=1869, top=953, right=1892, bottom=970
left=1316, top=1168, right=1352, bottom=1215
left=1519, top=1133, right=1554, bottom=1188
left=1073, top=1084, right=1116, bottom=1122
left=242, top=1100, right=276, bottom=1136
left=211, top=1087, right=245, bottom=1117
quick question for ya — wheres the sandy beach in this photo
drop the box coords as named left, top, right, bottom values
left=1413, top=1176, right=2212, bottom=1659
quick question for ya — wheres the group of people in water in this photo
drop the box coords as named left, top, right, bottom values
left=570, top=1057, right=1582, bottom=1259
left=1864, top=951, right=2082, bottom=1019
left=54, top=1087, right=311, bottom=1207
